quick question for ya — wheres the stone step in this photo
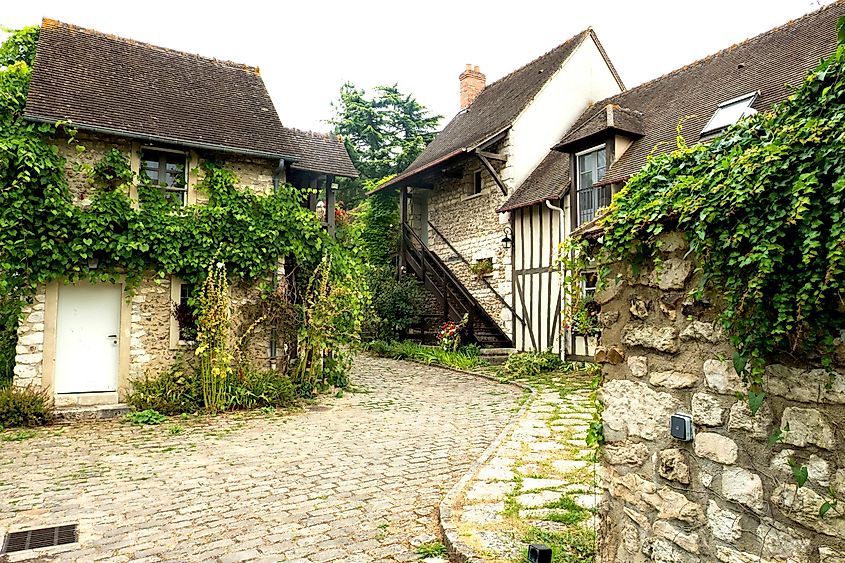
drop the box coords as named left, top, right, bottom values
left=479, top=348, right=517, bottom=365
left=57, top=403, right=132, bottom=421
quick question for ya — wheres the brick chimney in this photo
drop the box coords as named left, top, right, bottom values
left=459, top=64, right=486, bottom=110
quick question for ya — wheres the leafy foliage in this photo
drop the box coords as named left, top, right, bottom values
left=0, top=384, right=54, bottom=428
left=125, top=409, right=166, bottom=425
left=129, top=360, right=298, bottom=415
left=590, top=26, right=845, bottom=386
left=363, top=266, right=424, bottom=340
left=128, top=360, right=202, bottom=415
left=502, top=351, right=571, bottom=379
left=329, top=83, right=441, bottom=206
left=366, top=340, right=487, bottom=370
left=0, top=26, right=38, bottom=67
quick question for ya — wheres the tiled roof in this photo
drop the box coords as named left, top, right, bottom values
left=502, top=1, right=845, bottom=210
left=376, top=29, right=622, bottom=192
left=497, top=150, right=570, bottom=212
left=285, top=129, right=359, bottom=178
left=556, top=104, right=644, bottom=148
left=24, top=19, right=357, bottom=177
left=576, top=1, right=844, bottom=186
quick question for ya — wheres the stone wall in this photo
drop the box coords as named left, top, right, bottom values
left=13, top=285, right=47, bottom=388
left=413, top=137, right=513, bottom=334
left=57, top=131, right=281, bottom=204
left=595, top=232, right=845, bottom=562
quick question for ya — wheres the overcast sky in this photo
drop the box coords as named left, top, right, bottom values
left=2, top=0, right=835, bottom=133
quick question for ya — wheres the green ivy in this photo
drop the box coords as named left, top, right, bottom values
left=591, top=19, right=845, bottom=386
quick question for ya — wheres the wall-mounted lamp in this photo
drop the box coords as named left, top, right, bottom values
left=87, top=256, right=100, bottom=270
left=501, top=226, right=513, bottom=249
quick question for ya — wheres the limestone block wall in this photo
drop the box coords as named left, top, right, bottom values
left=596, top=232, right=845, bottom=562
left=13, top=285, right=47, bottom=388
left=417, top=137, right=513, bottom=334
left=57, top=132, right=282, bottom=205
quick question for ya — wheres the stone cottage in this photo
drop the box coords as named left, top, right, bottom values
left=371, top=29, right=624, bottom=353
left=12, top=19, right=357, bottom=408
left=504, top=1, right=845, bottom=360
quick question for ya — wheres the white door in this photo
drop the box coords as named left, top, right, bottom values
left=54, top=282, right=121, bottom=394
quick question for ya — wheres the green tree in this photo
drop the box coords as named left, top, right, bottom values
left=329, top=83, right=441, bottom=207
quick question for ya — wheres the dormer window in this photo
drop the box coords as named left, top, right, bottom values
left=575, top=145, right=609, bottom=226
left=701, top=92, right=758, bottom=137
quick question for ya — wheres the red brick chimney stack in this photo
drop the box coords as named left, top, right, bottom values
left=459, top=64, right=486, bottom=110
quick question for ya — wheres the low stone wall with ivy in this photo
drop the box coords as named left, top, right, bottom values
left=594, top=233, right=845, bottom=562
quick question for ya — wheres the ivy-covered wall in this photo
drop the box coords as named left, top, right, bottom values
left=12, top=133, right=286, bottom=403
left=595, top=234, right=845, bottom=562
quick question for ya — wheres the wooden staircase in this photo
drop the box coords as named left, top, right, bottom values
left=401, top=225, right=512, bottom=349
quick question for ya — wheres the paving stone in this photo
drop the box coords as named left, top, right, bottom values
left=521, top=478, right=566, bottom=491
left=0, top=356, right=520, bottom=562
left=462, top=502, right=504, bottom=524
left=477, top=466, right=515, bottom=481
left=465, top=481, right=515, bottom=501
left=518, top=490, right=564, bottom=508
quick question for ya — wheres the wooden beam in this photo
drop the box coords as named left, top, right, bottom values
left=398, top=185, right=408, bottom=277
left=476, top=150, right=506, bottom=162
left=325, top=174, right=336, bottom=238
left=476, top=152, right=508, bottom=196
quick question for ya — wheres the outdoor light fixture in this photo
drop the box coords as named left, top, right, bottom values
left=501, top=226, right=513, bottom=249
left=528, top=544, right=552, bottom=563
left=87, top=256, right=100, bottom=270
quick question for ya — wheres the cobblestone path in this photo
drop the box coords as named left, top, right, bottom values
left=0, top=356, right=523, bottom=562
left=447, top=371, right=599, bottom=562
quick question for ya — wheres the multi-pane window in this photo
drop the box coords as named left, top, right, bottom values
left=576, top=146, right=609, bottom=226
left=140, top=148, right=187, bottom=205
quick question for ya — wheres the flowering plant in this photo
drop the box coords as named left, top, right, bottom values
left=437, top=313, right=468, bottom=351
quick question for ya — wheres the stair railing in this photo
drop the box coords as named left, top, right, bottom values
left=426, top=221, right=524, bottom=326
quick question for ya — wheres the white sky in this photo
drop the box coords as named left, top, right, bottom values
left=1, top=0, right=835, bottom=133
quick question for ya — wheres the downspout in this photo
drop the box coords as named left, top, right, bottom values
left=545, top=199, right=566, bottom=356
left=272, top=159, right=286, bottom=193
left=270, top=158, right=286, bottom=368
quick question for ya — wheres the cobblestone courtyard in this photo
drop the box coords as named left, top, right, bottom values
left=0, top=356, right=523, bottom=562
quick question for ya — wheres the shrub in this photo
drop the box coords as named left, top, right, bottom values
left=366, top=340, right=487, bottom=370
left=503, top=351, right=570, bottom=378
left=130, top=362, right=299, bottom=415
left=0, top=384, right=54, bottom=428
left=227, top=367, right=297, bottom=410
left=363, top=265, right=424, bottom=341
left=128, top=362, right=203, bottom=415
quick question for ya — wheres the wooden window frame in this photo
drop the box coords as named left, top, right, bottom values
left=575, top=145, right=609, bottom=226
left=140, top=147, right=189, bottom=206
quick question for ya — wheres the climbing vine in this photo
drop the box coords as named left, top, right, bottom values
left=586, top=19, right=845, bottom=395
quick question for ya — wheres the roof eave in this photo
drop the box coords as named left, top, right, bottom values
left=25, top=114, right=299, bottom=163
left=369, top=125, right=511, bottom=195
left=554, top=126, right=644, bottom=152
left=290, top=163, right=359, bottom=179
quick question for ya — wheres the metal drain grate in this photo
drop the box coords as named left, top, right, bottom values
left=2, top=524, right=77, bottom=553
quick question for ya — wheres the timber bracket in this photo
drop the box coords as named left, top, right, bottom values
left=474, top=150, right=508, bottom=196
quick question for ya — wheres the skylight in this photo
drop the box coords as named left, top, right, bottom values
left=701, top=92, right=759, bottom=136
